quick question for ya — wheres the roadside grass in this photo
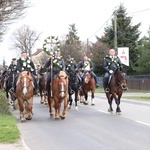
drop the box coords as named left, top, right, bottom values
left=122, top=96, right=150, bottom=101
left=0, top=114, right=20, bottom=143
left=95, top=87, right=150, bottom=101
left=0, top=89, right=20, bottom=143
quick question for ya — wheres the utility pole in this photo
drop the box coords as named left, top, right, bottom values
left=86, top=38, right=89, bottom=54
left=114, top=10, right=117, bottom=51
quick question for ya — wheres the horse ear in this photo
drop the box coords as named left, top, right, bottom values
left=27, top=71, right=30, bottom=76
left=65, top=76, right=68, bottom=79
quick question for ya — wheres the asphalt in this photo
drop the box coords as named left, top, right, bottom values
left=0, top=92, right=149, bottom=150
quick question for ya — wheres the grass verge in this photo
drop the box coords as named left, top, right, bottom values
left=0, top=114, right=20, bottom=143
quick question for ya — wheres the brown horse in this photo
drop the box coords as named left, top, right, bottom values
left=48, top=71, right=68, bottom=120
left=38, top=73, right=47, bottom=105
left=15, top=71, right=34, bottom=122
left=103, top=68, right=127, bottom=114
left=82, top=71, right=96, bottom=105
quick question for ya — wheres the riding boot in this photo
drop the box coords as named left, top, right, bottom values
left=94, top=76, right=99, bottom=88
left=103, top=77, right=109, bottom=93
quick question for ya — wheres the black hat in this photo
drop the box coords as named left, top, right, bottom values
left=67, top=55, right=71, bottom=59
left=12, top=58, right=16, bottom=61
left=21, top=51, right=27, bottom=54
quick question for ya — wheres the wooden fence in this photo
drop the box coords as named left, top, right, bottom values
left=126, top=77, right=150, bottom=91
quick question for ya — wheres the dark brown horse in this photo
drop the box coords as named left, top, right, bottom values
left=38, top=73, right=47, bottom=105
left=48, top=71, right=69, bottom=120
left=15, top=71, right=34, bottom=122
left=82, top=71, right=96, bottom=105
left=103, top=68, right=127, bottom=114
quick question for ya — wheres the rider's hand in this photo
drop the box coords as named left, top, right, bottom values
left=109, top=70, right=113, bottom=74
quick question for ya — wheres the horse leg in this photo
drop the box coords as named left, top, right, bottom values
left=115, top=94, right=122, bottom=114
left=74, top=90, right=78, bottom=110
left=61, top=97, right=68, bottom=120
left=106, top=94, right=113, bottom=112
left=68, top=94, right=72, bottom=109
left=49, top=97, right=54, bottom=117
left=25, top=98, right=33, bottom=120
left=83, top=92, right=88, bottom=105
left=55, top=103, right=60, bottom=120
left=91, top=92, right=95, bottom=106
left=18, top=99, right=26, bottom=122
left=40, top=90, right=44, bottom=104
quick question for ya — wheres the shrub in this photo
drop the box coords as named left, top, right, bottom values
left=0, top=90, right=10, bottom=114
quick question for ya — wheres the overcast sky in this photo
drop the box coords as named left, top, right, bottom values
left=0, top=0, right=150, bottom=65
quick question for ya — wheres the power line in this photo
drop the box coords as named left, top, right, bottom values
left=88, top=13, right=113, bottom=40
left=129, top=8, right=150, bottom=14
left=88, top=7, right=150, bottom=41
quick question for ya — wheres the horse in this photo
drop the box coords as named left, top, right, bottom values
left=38, top=73, right=47, bottom=105
left=103, top=68, right=127, bottom=114
left=67, top=70, right=80, bottom=110
left=5, top=73, right=16, bottom=105
left=82, top=71, right=96, bottom=105
left=48, top=71, right=68, bottom=120
left=15, top=71, right=34, bottom=122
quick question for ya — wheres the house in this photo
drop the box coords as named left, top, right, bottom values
left=32, top=48, right=48, bottom=66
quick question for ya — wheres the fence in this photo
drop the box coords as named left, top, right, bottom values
left=98, top=76, right=150, bottom=91
left=126, top=76, right=150, bottom=91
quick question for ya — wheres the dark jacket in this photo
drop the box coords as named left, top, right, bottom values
left=16, top=57, right=36, bottom=75
left=103, top=55, right=123, bottom=72
left=77, top=59, right=94, bottom=72
left=65, top=58, right=77, bottom=73
left=8, top=63, right=17, bottom=74
left=44, top=56, right=65, bottom=75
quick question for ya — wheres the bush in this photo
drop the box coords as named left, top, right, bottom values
left=0, top=90, right=11, bottom=114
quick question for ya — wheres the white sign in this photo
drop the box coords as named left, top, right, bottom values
left=118, top=47, right=129, bottom=66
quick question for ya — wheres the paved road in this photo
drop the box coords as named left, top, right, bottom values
left=1, top=92, right=150, bottom=150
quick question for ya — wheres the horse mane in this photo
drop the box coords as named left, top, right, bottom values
left=17, top=71, right=33, bottom=84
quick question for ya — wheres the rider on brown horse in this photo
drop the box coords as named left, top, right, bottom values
left=44, top=50, right=65, bottom=96
left=10, top=51, right=38, bottom=95
left=77, top=55, right=99, bottom=88
left=103, top=49, right=123, bottom=93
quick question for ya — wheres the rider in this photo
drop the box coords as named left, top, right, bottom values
left=65, top=55, right=82, bottom=89
left=44, top=49, right=65, bottom=95
left=103, top=48, right=123, bottom=93
left=11, top=51, right=38, bottom=95
left=77, top=55, right=99, bottom=88
left=5, top=58, right=17, bottom=92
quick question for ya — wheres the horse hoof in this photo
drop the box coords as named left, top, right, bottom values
left=108, top=108, right=113, bottom=112
left=75, top=106, right=78, bottom=110
left=60, top=116, right=66, bottom=120
left=21, top=118, right=26, bottom=122
left=91, top=103, right=95, bottom=106
left=50, top=113, right=53, bottom=117
left=26, top=117, right=32, bottom=120
left=68, top=105, right=71, bottom=109
left=83, top=101, right=88, bottom=105
left=55, top=117, right=60, bottom=120
left=116, top=112, right=121, bottom=115
left=40, top=101, right=44, bottom=104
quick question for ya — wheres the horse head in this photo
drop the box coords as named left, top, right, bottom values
left=18, top=71, right=34, bottom=95
left=114, top=68, right=127, bottom=90
left=56, top=71, right=68, bottom=98
left=84, top=71, right=93, bottom=84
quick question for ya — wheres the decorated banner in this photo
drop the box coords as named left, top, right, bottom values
left=118, top=47, right=129, bottom=66
left=43, top=36, right=60, bottom=55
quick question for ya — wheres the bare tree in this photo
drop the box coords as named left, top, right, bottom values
left=0, top=0, right=31, bottom=41
left=11, top=25, right=42, bottom=57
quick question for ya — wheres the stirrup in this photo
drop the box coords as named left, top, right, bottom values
left=44, top=91, right=48, bottom=96
left=96, top=83, right=99, bottom=88
left=105, top=88, right=110, bottom=93
left=9, top=88, right=14, bottom=93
